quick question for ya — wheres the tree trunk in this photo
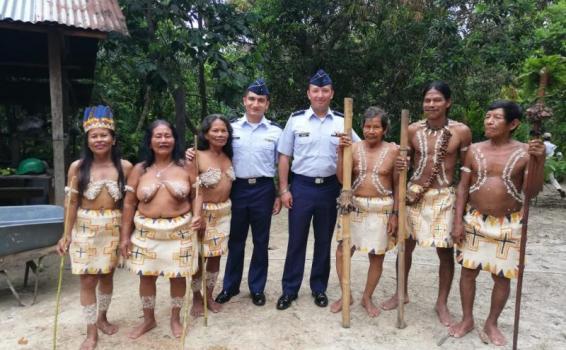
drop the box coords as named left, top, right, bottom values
left=173, top=86, right=187, bottom=150
left=198, top=14, right=207, bottom=120
left=135, top=85, right=151, bottom=133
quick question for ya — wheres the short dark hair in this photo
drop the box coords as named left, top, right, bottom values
left=197, top=114, right=234, bottom=159
left=487, top=100, right=523, bottom=123
left=422, top=80, right=452, bottom=100
left=141, top=119, right=184, bottom=170
left=361, top=106, right=389, bottom=133
left=244, top=89, right=270, bottom=101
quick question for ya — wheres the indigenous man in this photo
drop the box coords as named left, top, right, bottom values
left=449, top=100, right=545, bottom=346
left=381, top=81, right=472, bottom=326
left=215, top=79, right=283, bottom=306
left=276, top=69, right=360, bottom=310
left=331, top=107, right=399, bottom=317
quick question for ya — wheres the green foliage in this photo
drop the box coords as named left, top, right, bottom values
left=81, top=0, right=565, bottom=162
left=545, top=158, right=566, bottom=182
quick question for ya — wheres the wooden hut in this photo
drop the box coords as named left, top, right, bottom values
left=0, top=0, right=128, bottom=204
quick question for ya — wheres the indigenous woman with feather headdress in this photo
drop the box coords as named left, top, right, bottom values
left=57, top=106, right=133, bottom=350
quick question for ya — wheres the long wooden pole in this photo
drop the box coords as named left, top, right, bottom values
left=396, top=110, right=410, bottom=329
left=194, top=136, right=208, bottom=327
left=48, top=29, right=65, bottom=206
left=180, top=138, right=200, bottom=349
left=513, top=67, right=549, bottom=350
left=53, top=176, right=75, bottom=350
left=341, top=98, right=353, bottom=328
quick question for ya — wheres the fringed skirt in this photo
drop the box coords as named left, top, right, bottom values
left=70, top=209, right=121, bottom=275
left=335, top=196, right=396, bottom=255
left=125, top=212, right=198, bottom=278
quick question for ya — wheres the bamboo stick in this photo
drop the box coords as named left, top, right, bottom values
left=396, top=110, right=410, bottom=329
left=53, top=176, right=76, bottom=349
left=341, top=98, right=353, bottom=328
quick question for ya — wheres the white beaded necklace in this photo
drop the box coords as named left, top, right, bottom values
left=412, top=128, right=428, bottom=180
left=502, top=148, right=527, bottom=203
left=469, top=148, right=487, bottom=193
left=412, top=123, right=451, bottom=184
left=352, top=143, right=391, bottom=195
left=371, top=147, right=392, bottom=195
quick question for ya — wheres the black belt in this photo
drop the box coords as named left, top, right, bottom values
left=235, top=177, right=273, bottom=185
left=292, top=173, right=337, bottom=185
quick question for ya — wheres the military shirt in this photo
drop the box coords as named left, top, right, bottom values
left=278, top=107, right=360, bottom=177
left=232, top=115, right=282, bottom=178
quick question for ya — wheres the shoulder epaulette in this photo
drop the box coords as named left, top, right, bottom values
left=268, top=119, right=283, bottom=129
left=291, top=110, right=305, bottom=117
left=333, top=110, right=344, bottom=117
left=229, top=116, right=240, bottom=123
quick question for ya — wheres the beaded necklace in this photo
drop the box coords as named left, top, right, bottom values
left=407, top=124, right=452, bottom=205
left=502, top=148, right=527, bottom=203
left=352, top=143, right=391, bottom=196
left=469, top=148, right=487, bottom=193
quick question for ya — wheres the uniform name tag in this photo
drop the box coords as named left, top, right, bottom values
left=297, top=132, right=310, bottom=137
left=233, top=136, right=241, bottom=140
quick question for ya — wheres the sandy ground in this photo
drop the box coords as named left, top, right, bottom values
left=1, top=185, right=565, bottom=350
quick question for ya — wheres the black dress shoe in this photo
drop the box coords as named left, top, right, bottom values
left=312, top=292, right=328, bottom=307
left=215, top=290, right=238, bottom=304
left=276, top=294, right=297, bottom=310
left=251, top=292, right=266, bottom=306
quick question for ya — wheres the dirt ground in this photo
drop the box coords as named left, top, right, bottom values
left=1, top=185, right=565, bottom=350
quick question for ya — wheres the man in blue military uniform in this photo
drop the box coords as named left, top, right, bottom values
left=276, top=69, right=360, bottom=310
left=214, top=79, right=283, bottom=306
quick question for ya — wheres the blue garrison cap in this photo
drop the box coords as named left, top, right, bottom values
left=247, top=78, right=269, bottom=96
left=309, top=69, right=332, bottom=87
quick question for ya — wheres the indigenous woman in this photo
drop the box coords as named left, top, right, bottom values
left=189, top=114, right=235, bottom=316
left=120, top=120, right=201, bottom=339
left=331, top=107, right=399, bottom=317
left=57, top=105, right=132, bottom=350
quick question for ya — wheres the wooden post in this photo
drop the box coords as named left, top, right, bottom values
left=341, top=98, right=353, bottom=328
left=48, top=30, right=65, bottom=205
left=396, top=110, right=410, bottom=329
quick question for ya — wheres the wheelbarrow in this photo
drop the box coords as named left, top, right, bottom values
left=0, top=205, right=63, bottom=306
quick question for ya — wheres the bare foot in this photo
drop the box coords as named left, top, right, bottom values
left=361, top=297, right=381, bottom=318
left=96, top=319, right=119, bottom=335
left=380, top=293, right=409, bottom=311
left=79, top=336, right=97, bottom=350
left=448, top=318, right=474, bottom=338
left=170, top=317, right=183, bottom=338
left=330, top=297, right=353, bottom=313
left=191, top=294, right=204, bottom=317
left=484, top=323, right=507, bottom=346
left=127, top=319, right=156, bottom=339
left=435, top=303, right=454, bottom=327
left=207, top=297, right=222, bottom=313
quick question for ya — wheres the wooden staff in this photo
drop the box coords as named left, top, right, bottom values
left=193, top=135, right=208, bottom=327
left=53, top=176, right=76, bottom=350
left=341, top=97, right=353, bottom=328
left=396, top=110, right=410, bottom=329
left=513, top=67, right=552, bottom=350
left=181, top=138, right=200, bottom=348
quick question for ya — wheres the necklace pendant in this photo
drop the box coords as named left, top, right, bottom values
left=156, top=172, right=161, bottom=179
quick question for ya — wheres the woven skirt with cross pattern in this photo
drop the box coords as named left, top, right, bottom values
left=125, top=211, right=198, bottom=278
left=335, top=196, right=396, bottom=255
left=70, top=208, right=121, bottom=275
left=201, top=199, right=231, bottom=258
left=456, top=206, right=523, bottom=279
left=406, top=184, right=456, bottom=248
